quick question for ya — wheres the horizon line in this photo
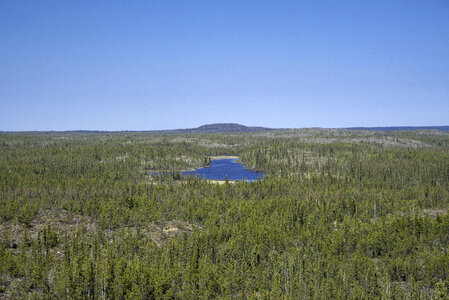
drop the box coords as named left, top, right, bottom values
left=1, top=124, right=449, bottom=133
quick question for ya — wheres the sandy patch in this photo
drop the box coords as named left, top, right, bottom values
left=207, top=180, right=237, bottom=184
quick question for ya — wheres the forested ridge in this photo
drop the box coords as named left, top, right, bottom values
left=1, top=129, right=448, bottom=299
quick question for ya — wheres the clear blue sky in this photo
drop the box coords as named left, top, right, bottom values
left=1, top=1, right=448, bottom=131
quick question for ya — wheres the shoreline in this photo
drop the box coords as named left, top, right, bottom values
left=210, top=155, right=239, bottom=160
left=207, top=180, right=237, bottom=184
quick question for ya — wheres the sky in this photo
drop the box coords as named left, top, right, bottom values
left=1, top=1, right=448, bottom=131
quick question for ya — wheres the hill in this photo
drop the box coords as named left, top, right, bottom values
left=192, top=123, right=272, bottom=133
left=162, top=123, right=274, bottom=133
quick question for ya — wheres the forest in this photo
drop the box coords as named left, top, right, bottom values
left=0, top=129, right=448, bottom=299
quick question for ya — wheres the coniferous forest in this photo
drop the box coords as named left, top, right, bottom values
left=1, top=129, right=449, bottom=299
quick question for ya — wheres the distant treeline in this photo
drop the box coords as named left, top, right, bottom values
left=348, top=126, right=449, bottom=131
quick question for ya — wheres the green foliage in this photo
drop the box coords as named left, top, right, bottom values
left=0, top=130, right=448, bottom=298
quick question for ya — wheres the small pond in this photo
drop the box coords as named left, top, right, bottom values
left=183, top=158, right=264, bottom=182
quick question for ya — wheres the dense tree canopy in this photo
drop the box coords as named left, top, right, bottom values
left=1, top=129, right=448, bottom=298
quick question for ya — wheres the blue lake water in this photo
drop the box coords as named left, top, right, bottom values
left=183, top=158, right=263, bottom=181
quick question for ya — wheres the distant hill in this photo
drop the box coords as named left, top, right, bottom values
left=166, top=123, right=273, bottom=133
left=347, top=126, right=449, bottom=131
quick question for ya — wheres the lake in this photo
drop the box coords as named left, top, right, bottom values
left=183, top=158, right=264, bottom=181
